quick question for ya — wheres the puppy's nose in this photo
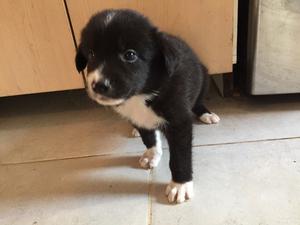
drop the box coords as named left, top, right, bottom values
left=92, top=80, right=110, bottom=94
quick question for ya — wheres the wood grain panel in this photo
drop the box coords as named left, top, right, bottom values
left=0, top=0, right=84, bottom=97
left=67, top=0, right=233, bottom=74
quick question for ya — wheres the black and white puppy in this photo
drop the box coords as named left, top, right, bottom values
left=75, top=9, right=220, bottom=204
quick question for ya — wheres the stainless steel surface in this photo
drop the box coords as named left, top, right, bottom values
left=248, top=0, right=300, bottom=95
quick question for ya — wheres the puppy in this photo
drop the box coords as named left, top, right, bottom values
left=75, top=9, right=220, bottom=204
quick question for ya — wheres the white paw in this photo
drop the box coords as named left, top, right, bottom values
left=131, top=128, right=140, bottom=137
left=199, top=112, right=220, bottom=124
left=165, top=181, right=194, bottom=204
left=139, top=147, right=162, bottom=169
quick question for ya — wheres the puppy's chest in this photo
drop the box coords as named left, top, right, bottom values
left=113, top=95, right=165, bottom=129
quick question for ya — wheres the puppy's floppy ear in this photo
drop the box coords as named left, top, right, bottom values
left=156, top=32, right=178, bottom=76
left=75, top=44, right=87, bottom=73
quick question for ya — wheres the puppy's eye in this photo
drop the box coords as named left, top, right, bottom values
left=88, top=50, right=95, bottom=60
left=121, top=49, right=138, bottom=63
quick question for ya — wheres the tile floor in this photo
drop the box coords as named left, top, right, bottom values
left=1, top=88, right=300, bottom=225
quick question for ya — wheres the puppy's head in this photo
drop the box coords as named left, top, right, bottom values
left=75, top=9, right=171, bottom=106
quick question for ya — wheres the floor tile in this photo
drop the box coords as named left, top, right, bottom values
left=151, top=138, right=300, bottom=225
left=0, top=153, right=150, bottom=225
left=193, top=92, right=300, bottom=146
left=0, top=91, right=143, bottom=164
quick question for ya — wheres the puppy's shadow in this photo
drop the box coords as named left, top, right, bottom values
left=0, top=155, right=171, bottom=208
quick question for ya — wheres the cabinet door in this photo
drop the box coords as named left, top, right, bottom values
left=67, top=0, right=233, bottom=74
left=0, top=1, right=84, bottom=97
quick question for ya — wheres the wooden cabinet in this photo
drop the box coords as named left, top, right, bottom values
left=0, top=0, right=234, bottom=97
left=0, top=1, right=84, bottom=97
left=67, top=0, right=234, bottom=74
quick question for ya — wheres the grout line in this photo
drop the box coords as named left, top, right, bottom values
left=2, top=136, right=300, bottom=166
left=147, top=169, right=154, bottom=225
left=189, top=136, right=300, bottom=149
left=0, top=150, right=144, bottom=166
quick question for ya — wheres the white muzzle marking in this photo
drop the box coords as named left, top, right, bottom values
left=85, top=66, right=125, bottom=106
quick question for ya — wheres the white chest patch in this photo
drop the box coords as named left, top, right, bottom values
left=114, top=95, right=165, bottom=129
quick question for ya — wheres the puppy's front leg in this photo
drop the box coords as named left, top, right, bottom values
left=137, top=128, right=162, bottom=169
left=165, top=119, right=194, bottom=204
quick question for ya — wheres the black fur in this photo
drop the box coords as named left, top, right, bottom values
left=76, top=9, right=212, bottom=184
left=75, top=44, right=88, bottom=73
left=137, top=128, right=156, bottom=149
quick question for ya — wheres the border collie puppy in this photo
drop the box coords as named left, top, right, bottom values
left=75, top=9, right=220, bottom=204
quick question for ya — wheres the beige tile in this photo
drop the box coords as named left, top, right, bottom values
left=193, top=93, right=300, bottom=146
left=151, top=139, right=300, bottom=225
left=0, top=153, right=150, bottom=225
left=0, top=91, right=144, bottom=164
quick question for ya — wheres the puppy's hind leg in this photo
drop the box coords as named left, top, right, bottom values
left=192, top=94, right=220, bottom=124
left=137, top=128, right=162, bottom=169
